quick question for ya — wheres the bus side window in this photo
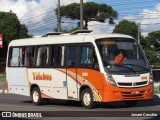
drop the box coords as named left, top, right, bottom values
left=25, top=47, right=35, bottom=66
left=36, top=46, right=49, bottom=66
left=67, top=46, right=77, bottom=67
left=54, top=45, right=65, bottom=67
left=50, top=46, right=55, bottom=66
left=10, top=48, right=20, bottom=66
left=80, top=47, right=98, bottom=69
left=19, top=47, right=26, bottom=66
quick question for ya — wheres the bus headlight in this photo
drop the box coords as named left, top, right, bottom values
left=149, top=73, right=153, bottom=84
left=108, top=76, right=117, bottom=86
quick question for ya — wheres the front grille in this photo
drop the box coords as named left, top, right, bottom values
left=117, top=81, right=148, bottom=87
left=118, top=82, right=132, bottom=86
left=136, top=81, right=147, bottom=85
left=121, top=91, right=146, bottom=100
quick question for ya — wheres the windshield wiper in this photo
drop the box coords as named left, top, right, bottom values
left=108, top=64, right=136, bottom=73
left=123, top=64, right=150, bottom=72
left=115, top=64, right=137, bottom=73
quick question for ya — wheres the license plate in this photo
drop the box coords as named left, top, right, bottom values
left=131, top=91, right=140, bottom=95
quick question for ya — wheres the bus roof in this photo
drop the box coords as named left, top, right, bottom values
left=9, top=33, right=134, bottom=47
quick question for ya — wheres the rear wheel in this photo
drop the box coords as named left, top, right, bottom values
left=125, top=101, right=138, bottom=107
left=81, top=88, right=95, bottom=109
left=31, top=87, right=44, bottom=105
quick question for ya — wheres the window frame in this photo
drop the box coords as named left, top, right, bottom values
left=66, top=45, right=79, bottom=68
left=50, top=44, right=66, bottom=68
left=78, top=43, right=100, bottom=71
left=8, top=42, right=100, bottom=71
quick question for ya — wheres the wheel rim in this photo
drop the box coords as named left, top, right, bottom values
left=33, top=91, right=39, bottom=103
left=83, top=92, right=91, bottom=106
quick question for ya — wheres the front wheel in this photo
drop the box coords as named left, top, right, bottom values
left=125, top=101, right=138, bottom=107
left=81, top=88, right=95, bottom=109
left=31, top=87, right=44, bottom=105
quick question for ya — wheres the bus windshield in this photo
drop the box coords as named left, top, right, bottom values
left=96, top=38, right=150, bottom=74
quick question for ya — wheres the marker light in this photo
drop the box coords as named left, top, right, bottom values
left=108, top=75, right=117, bottom=86
left=149, top=73, right=153, bottom=84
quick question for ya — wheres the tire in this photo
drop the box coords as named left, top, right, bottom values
left=125, top=100, right=138, bottom=107
left=31, top=87, right=44, bottom=105
left=81, top=88, right=95, bottom=109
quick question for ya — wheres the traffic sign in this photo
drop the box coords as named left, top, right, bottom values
left=0, top=34, right=3, bottom=48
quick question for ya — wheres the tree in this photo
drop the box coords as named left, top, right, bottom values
left=113, top=20, right=138, bottom=39
left=146, top=30, right=160, bottom=51
left=144, top=31, right=160, bottom=65
left=57, top=2, right=118, bottom=30
left=112, top=20, right=160, bottom=65
left=0, top=11, right=31, bottom=62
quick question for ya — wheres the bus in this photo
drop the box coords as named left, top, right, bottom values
left=6, top=33, right=153, bottom=109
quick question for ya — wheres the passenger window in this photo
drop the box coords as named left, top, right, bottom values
left=36, top=46, right=49, bottom=66
left=54, top=45, right=65, bottom=67
left=67, top=47, right=77, bottom=67
left=10, top=48, right=20, bottom=66
left=25, top=47, right=35, bottom=66
left=80, top=47, right=98, bottom=69
left=19, top=48, right=26, bottom=66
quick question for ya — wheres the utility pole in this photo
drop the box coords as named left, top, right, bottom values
left=57, top=0, right=61, bottom=32
left=80, top=0, right=83, bottom=30
left=138, top=23, right=141, bottom=44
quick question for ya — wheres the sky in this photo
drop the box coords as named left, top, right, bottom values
left=0, top=0, right=160, bottom=36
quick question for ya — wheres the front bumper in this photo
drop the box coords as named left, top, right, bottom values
left=102, top=83, right=153, bottom=102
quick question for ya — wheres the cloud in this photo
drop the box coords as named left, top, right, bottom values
left=88, top=20, right=118, bottom=34
left=122, top=3, right=160, bottom=36
left=87, top=17, right=121, bottom=34
left=87, top=3, right=160, bottom=36
left=0, top=0, right=45, bottom=19
left=61, top=0, right=88, bottom=6
left=0, top=0, right=89, bottom=35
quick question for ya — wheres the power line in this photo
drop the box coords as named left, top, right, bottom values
left=28, top=22, right=56, bottom=31
left=20, top=0, right=159, bottom=23
left=25, top=0, right=160, bottom=33
left=28, top=20, right=57, bottom=29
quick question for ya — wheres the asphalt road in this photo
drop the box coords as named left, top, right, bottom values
left=0, top=94, right=160, bottom=120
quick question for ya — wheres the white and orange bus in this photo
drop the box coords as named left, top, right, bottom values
left=6, top=32, right=153, bottom=109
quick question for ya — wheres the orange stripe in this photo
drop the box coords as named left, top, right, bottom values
left=41, top=92, right=52, bottom=98
left=6, top=80, right=8, bottom=92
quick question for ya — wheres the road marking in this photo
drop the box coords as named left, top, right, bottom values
left=0, top=104, right=83, bottom=111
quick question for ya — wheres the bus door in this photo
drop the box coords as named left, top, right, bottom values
left=66, top=46, right=78, bottom=99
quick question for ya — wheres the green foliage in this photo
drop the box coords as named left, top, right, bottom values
left=83, top=2, right=99, bottom=19
left=144, top=31, right=160, bottom=65
left=113, top=20, right=138, bottom=39
left=57, top=2, right=118, bottom=29
left=60, top=3, right=80, bottom=20
left=146, top=30, right=160, bottom=50
left=0, top=11, right=31, bottom=61
left=145, top=48, right=160, bottom=65
left=112, top=20, right=160, bottom=65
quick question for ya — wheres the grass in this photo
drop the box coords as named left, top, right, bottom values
left=154, top=90, right=160, bottom=94
left=0, top=72, right=6, bottom=83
